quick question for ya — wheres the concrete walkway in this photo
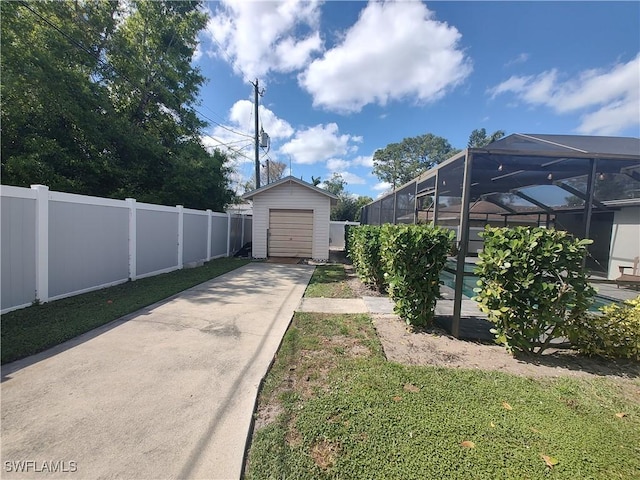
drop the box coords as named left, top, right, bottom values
left=297, top=296, right=402, bottom=315
left=1, top=262, right=314, bottom=480
left=297, top=297, right=368, bottom=314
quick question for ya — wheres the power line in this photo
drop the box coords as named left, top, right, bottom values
left=207, top=119, right=253, bottom=139
left=209, top=137, right=254, bottom=148
left=203, top=135, right=255, bottom=162
left=19, top=0, right=261, bottom=188
left=207, top=29, right=253, bottom=85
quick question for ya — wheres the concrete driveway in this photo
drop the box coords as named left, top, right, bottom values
left=1, top=262, right=313, bottom=480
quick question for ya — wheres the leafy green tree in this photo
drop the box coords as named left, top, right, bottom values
left=242, top=160, right=287, bottom=192
left=1, top=1, right=124, bottom=195
left=354, top=195, right=373, bottom=222
left=323, top=173, right=347, bottom=196
left=104, top=0, right=210, bottom=200
left=265, top=161, right=287, bottom=184
left=323, top=173, right=371, bottom=221
left=331, top=196, right=359, bottom=221
left=1, top=0, right=232, bottom=211
left=373, top=133, right=458, bottom=189
left=467, top=128, right=506, bottom=148
left=156, top=145, right=233, bottom=209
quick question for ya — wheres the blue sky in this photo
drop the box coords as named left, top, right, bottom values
left=193, top=1, right=639, bottom=199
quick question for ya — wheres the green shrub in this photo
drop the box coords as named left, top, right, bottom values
left=567, top=296, right=640, bottom=360
left=380, top=224, right=454, bottom=327
left=473, top=226, right=595, bottom=355
left=344, top=223, right=355, bottom=259
left=348, top=225, right=386, bottom=291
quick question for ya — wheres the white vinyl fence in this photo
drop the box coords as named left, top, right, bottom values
left=1, top=184, right=251, bottom=313
left=329, top=221, right=359, bottom=250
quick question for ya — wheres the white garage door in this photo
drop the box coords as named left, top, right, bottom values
left=269, top=209, right=313, bottom=257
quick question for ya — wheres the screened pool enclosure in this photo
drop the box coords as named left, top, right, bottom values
left=360, top=133, right=640, bottom=337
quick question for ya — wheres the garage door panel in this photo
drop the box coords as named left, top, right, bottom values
left=269, top=218, right=313, bottom=227
left=269, top=241, right=312, bottom=250
left=269, top=209, right=313, bottom=257
left=269, top=223, right=312, bottom=231
left=271, top=232, right=311, bottom=242
left=269, top=250, right=310, bottom=257
left=270, top=212, right=313, bottom=221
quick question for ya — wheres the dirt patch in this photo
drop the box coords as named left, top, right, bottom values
left=324, top=335, right=371, bottom=357
left=373, top=314, right=640, bottom=382
left=343, top=264, right=384, bottom=298
left=285, top=424, right=303, bottom=447
left=253, top=401, right=284, bottom=431
left=310, top=439, right=340, bottom=470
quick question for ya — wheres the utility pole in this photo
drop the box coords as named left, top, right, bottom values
left=260, top=126, right=272, bottom=185
left=252, top=78, right=263, bottom=189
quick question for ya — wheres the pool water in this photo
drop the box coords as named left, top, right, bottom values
left=439, top=269, right=619, bottom=313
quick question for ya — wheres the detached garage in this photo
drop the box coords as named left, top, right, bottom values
left=242, top=176, right=338, bottom=261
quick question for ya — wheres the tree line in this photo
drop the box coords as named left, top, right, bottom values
left=1, top=0, right=504, bottom=215
left=1, top=0, right=233, bottom=211
left=373, top=128, right=505, bottom=189
left=321, top=128, right=504, bottom=221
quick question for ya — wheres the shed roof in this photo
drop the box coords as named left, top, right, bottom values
left=242, top=175, right=339, bottom=204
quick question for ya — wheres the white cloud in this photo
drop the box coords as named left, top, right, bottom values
left=337, top=171, right=366, bottom=185
left=325, top=154, right=373, bottom=175
left=193, top=41, right=203, bottom=63
left=326, top=158, right=350, bottom=171
left=298, top=1, right=472, bottom=112
left=204, top=0, right=323, bottom=79
left=352, top=155, right=374, bottom=168
left=488, top=54, right=640, bottom=135
left=489, top=75, right=530, bottom=98
left=201, top=129, right=253, bottom=195
left=274, top=32, right=323, bottom=72
left=279, top=123, right=359, bottom=165
left=203, top=99, right=293, bottom=169
left=202, top=129, right=254, bottom=164
left=228, top=100, right=294, bottom=140
left=373, top=181, right=392, bottom=191
left=504, top=52, right=529, bottom=67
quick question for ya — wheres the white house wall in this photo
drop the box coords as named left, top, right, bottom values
left=608, top=205, right=640, bottom=279
left=251, top=182, right=331, bottom=260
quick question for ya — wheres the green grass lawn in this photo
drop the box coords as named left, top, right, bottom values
left=304, top=265, right=355, bottom=298
left=1, top=257, right=250, bottom=364
left=245, top=312, right=640, bottom=480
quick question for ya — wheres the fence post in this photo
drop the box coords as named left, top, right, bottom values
left=31, top=184, right=49, bottom=304
left=126, top=198, right=137, bottom=281
left=241, top=214, right=245, bottom=246
left=177, top=205, right=184, bottom=269
left=206, top=209, right=212, bottom=261
left=226, top=212, right=231, bottom=257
